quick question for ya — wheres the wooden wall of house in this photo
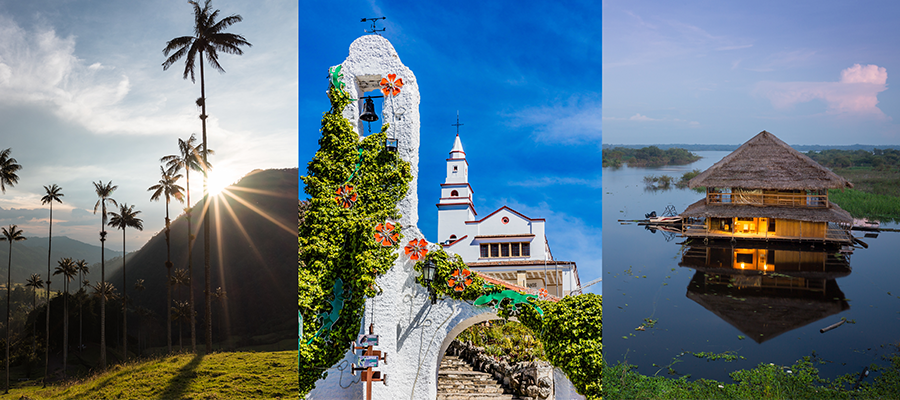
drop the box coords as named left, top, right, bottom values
left=773, top=250, right=826, bottom=271
left=775, top=219, right=826, bottom=238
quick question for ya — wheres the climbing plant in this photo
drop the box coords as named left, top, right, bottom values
left=515, top=293, right=603, bottom=399
left=299, top=81, right=412, bottom=395
left=413, top=249, right=497, bottom=302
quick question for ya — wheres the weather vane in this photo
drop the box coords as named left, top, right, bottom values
left=451, top=111, right=463, bottom=136
left=361, top=17, right=386, bottom=35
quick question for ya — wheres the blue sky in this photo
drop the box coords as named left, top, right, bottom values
left=299, top=0, right=603, bottom=293
left=0, top=0, right=298, bottom=249
left=603, top=0, right=900, bottom=145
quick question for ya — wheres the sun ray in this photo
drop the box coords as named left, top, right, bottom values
left=219, top=189, right=296, bottom=235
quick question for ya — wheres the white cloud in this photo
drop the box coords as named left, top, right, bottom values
left=604, top=114, right=699, bottom=126
left=629, top=113, right=655, bottom=121
left=755, top=64, right=889, bottom=118
left=508, top=176, right=602, bottom=189
left=0, top=16, right=196, bottom=136
left=507, top=96, right=602, bottom=144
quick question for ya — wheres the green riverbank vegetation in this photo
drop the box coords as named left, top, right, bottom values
left=603, top=147, right=702, bottom=168
left=604, top=347, right=900, bottom=399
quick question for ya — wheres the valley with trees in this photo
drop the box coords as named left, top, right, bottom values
left=1, top=1, right=298, bottom=397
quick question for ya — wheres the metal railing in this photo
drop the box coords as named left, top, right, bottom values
left=706, top=192, right=828, bottom=208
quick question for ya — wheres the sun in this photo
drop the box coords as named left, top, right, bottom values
left=207, top=170, right=235, bottom=197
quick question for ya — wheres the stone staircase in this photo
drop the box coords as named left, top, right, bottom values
left=437, top=355, right=521, bottom=400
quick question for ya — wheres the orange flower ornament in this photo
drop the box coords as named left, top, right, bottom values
left=374, top=222, right=400, bottom=247
left=538, top=287, right=549, bottom=300
left=404, top=238, right=428, bottom=261
left=334, top=184, right=357, bottom=209
left=447, top=266, right=473, bottom=292
left=380, top=73, right=403, bottom=97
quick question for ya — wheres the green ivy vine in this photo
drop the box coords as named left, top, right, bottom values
left=299, top=84, right=412, bottom=395
left=514, top=293, right=602, bottom=399
left=413, top=249, right=498, bottom=301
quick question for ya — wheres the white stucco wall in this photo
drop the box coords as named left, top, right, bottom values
left=306, top=34, right=498, bottom=400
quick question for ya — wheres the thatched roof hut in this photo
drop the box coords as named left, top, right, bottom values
left=688, top=131, right=853, bottom=190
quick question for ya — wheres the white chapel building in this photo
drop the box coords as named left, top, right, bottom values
left=436, top=134, right=580, bottom=297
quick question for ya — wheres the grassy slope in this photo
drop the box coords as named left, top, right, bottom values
left=6, top=351, right=297, bottom=400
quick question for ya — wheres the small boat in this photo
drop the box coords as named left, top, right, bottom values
left=851, top=218, right=880, bottom=232
left=645, top=205, right=683, bottom=224
left=648, top=214, right=683, bottom=224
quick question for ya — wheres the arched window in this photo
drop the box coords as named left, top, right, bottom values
left=453, top=166, right=458, bottom=172
left=451, top=190, right=459, bottom=197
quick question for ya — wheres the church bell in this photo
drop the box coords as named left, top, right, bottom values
left=359, top=97, right=379, bottom=122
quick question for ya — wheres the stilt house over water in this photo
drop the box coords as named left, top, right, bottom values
left=681, top=130, right=854, bottom=244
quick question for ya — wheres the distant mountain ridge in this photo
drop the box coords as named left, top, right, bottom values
left=106, top=168, right=298, bottom=345
left=1, top=235, right=125, bottom=282
left=602, top=144, right=900, bottom=151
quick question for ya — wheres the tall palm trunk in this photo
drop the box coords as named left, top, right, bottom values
left=79, top=272, right=83, bottom=353
left=32, top=286, right=37, bottom=353
left=122, top=230, right=128, bottom=360
left=62, top=276, right=68, bottom=376
left=44, top=203, right=52, bottom=387
left=200, top=52, right=213, bottom=354
left=165, top=204, right=173, bottom=353
left=186, top=167, right=196, bottom=353
left=100, top=211, right=107, bottom=369
left=6, top=241, right=11, bottom=394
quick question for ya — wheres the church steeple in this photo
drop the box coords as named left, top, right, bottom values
left=449, top=134, right=465, bottom=159
left=437, top=133, right=475, bottom=244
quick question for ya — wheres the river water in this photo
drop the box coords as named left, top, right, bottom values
left=602, top=151, right=900, bottom=382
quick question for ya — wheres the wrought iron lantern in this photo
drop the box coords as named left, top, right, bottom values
left=385, top=138, right=398, bottom=152
left=422, top=259, right=437, bottom=304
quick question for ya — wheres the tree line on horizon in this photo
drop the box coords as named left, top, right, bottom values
left=602, top=146, right=701, bottom=168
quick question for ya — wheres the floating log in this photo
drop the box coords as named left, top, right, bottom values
left=819, top=319, right=845, bottom=333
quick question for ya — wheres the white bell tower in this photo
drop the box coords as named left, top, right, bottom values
left=437, top=134, right=476, bottom=244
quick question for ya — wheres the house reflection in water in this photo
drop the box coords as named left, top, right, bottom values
left=680, top=242, right=851, bottom=343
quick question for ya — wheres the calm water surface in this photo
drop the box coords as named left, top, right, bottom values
left=603, top=151, right=900, bottom=382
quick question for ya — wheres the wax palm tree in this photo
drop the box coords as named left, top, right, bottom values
left=170, top=269, right=189, bottom=350
left=0, top=148, right=21, bottom=194
left=108, top=203, right=143, bottom=360
left=149, top=165, right=185, bottom=353
left=172, top=300, right=191, bottom=351
left=75, top=259, right=90, bottom=353
left=92, top=281, right=118, bottom=301
left=2, top=224, right=25, bottom=394
left=25, top=273, right=43, bottom=356
left=163, top=0, right=250, bottom=353
left=40, top=183, right=63, bottom=384
left=26, top=274, right=43, bottom=311
left=133, top=279, right=145, bottom=354
left=161, top=135, right=212, bottom=353
left=92, top=181, right=117, bottom=368
left=53, top=257, right=77, bottom=376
